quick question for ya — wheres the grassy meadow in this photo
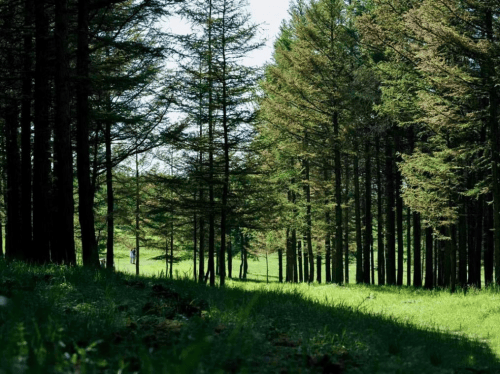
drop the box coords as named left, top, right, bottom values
left=0, top=245, right=499, bottom=373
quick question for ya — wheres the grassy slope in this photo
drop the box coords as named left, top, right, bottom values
left=1, top=249, right=499, bottom=373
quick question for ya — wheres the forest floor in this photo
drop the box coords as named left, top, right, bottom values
left=1, top=257, right=500, bottom=373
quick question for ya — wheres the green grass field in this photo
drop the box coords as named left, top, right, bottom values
left=1, top=246, right=500, bottom=373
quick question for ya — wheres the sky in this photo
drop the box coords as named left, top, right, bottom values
left=164, top=0, right=292, bottom=68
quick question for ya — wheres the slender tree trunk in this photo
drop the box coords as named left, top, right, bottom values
left=485, top=198, right=494, bottom=286
left=135, top=153, right=140, bottom=276
left=170, top=219, right=174, bottom=278
left=376, top=137, right=385, bottom=285
left=292, top=228, right=298, bottom=283
left=278, top=247, right=283, bottom=283
left=303, top=234, right=309, bottom=282
left=4, top=103, right=22, bottom=260
left=33, top=0, right=51, bottom=263
left=485, top=9, right=500, bottom=285
left=458, top=201, right=467, bottom=287
left=467, top=195, right=477, bottom=286
left=298, top=239, right=303, bottom=282
left=53, top=0, right=75, bottom=265
left=104, top=105, right=114, bottom=269
left=385, top=137, right=396, bottom=285
left=424, top=227, right=433, bottom=289
left=286, top=229, right=291, bottom=282
left=228, top=230, right=232, bottom=279
left=334, top=111, right=343, bottom=283
left=77, top=0, right=98, bottom=266
left=475, top=195, right=483, bottom=288
left=413, top=212, right=422, bottom=287
left=324, top=164, right=331, bottom=283
left=21, top=0, right=34, bottom=259
left=304, top=156, right=314, bottom=282
left=194, top=210, right=197, bottom=280
left=219, top=5, right=229, bottom=286
left=364, top=142, right=371, bottom=284
left=406, top=207, right=411, bottom=286
left=354, top=142, right=363, bottom=283
left=395, top=158, right=403, bottom=286
left=344, top=155, right=349, bottom=284
left=207, top=0, right=215, bottom=287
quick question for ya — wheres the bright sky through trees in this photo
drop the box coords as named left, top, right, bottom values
left=165, top=0, right=291, bottom=67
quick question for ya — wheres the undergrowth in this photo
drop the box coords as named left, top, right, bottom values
left=0, top=260, right=499, bottom=373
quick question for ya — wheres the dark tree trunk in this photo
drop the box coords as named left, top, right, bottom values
left=105, top=116, right=114, bottom=269
left=278, top=247, right=283, bottom=283
left=485, top=9, right=500, bottom=285
left=194, top=212, right=197, bottom=280
left=458, top=201, right=467, bottom=287
left=228, top=230, right=232, bottom=279
left=77, top=0, right=98, bottom=266
left=424, top=227, right=433, bottom=289
left=395, top=159, right=404, bottom=286
left=475, top=196, right=483, bottom=288
left=354, top=142, right=363, bottom=284
left=385, top=138, right=396, bottom=285
left=33, top=0, right=51, bottom=263
left=467, top=196, right=477, bottom=286
left=53, top=0, right=75, bottom=265
left=303, top=234, right=309, bottom=281
left=303, top=156, right=314, bottom=283
left=298, top=239, right=303, bottom=282
left=207, top=0, right=215, bottom=287
left=376, top=137, right=385, bottom=285
left=413, top=212, right=422, bottom=287
left=292, top=228, right=298, bottom=282
left=21, top=0, right=34, bottom=258
left=325, top=165, right=331, bottom=283
left=343, top=154, right=349, bottom=284
left=198, top=210, right=205, bottom=283
left=364, top=142, right=372, bottom=284
left=4, top=103, right=22, bottom=260
left=334, top=111, right=343, bottom=283
left=406, top=207, right=411, bottom=286
left=485, top=198, right=494, bottom=286
left=135, top=153, right=140, bottom=276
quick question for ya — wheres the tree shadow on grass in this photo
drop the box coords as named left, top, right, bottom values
left=165, top=277, right=500, bottom=373
left=2, top=262, right=498, bottom=373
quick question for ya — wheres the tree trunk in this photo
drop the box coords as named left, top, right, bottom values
left=207, top=0, right=215, bottom=287
left=343, top=154, right=350, bottom=284
left=485, top=9, right=500, bottom=285
left=376, top=137, right=385, bottom=285
left=33, top=0, right=51, bottom=263
left=354, top=142, right=363, bottom=284
left=4, top=103, right=22, bottom=260
left=334, top=111, right=343, bottom=283
left=77, top=0, right=98, bottom=267
left=135, top=153, right=140, bottom=276
left=303, top=234, right=309, bottom=281
left=364, top=142, right=372, bottom=284
left=413, top=212, right=422, bottom=287
left=395, top=157, right=403, bottom=286
left=324, top=165, right=331, bottom=283
left=194, top=211, right=197, bottom=280
left=485, top=198, right=494, bottom=286
left=298, top=239, right=303, bottom=282
left=385, top=137, right=396, bottom=285
left=406, top=207, right=411, bottom=286
left=424, top=227, right=433, bottom=289
left=21, top=0, right=34, bottom=259
left=475, top=195, right=483, bottom=288
left=228, top=230, right=232, bottom=278
left=458, top=201, right=467, bottom=287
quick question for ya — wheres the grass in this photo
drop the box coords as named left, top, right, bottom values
left=1, top=248, right=500, bottom=373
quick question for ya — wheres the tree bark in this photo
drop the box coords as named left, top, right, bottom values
left=376, top=137, right=385, bottom=285
left=385, top=137, right=396, bottom=285
left=33, top=0, right=51, bottom=263
left=77, top=0, right=98, bottom=267
left=21, top=0, right=34, bottom=259
left=334, top=111, right=343, bottom=283
left=354, top=141, right=363, bottom=284
left=424, top=227, right=433, bottom=289
left=406, top=207, right=411, bottom=286
left=364, top=142, right=372, bottom=284
left=413, top=211, right=422, bottom=287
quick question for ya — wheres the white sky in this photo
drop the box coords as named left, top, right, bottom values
left=165, top=0, right=292, bottom=68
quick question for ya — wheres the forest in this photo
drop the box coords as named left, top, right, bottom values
left=1, top=0, right=500, bottom=372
